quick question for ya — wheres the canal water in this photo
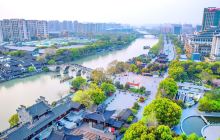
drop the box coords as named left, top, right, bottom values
left=0, top=35, right=158, bottom=131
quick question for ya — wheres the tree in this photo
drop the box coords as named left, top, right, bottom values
left=143, top=98, right=182, bottom=127
left=129, top=64, right=138, bottom=73
left=123, top=122, right=147, bottom=140
left=101, top=82, right=116, bottom=96
left=107, top=60, right=129, bottom=75
left=9, top=114, right=19, bottom=127
left=87, top=83, right=106, bottom=104
left=48, top=59, right=56, bottom=65
left=155, top=125, right=173, bottom=140
left=91, top=68, right=107, bottom=83
left=28, top=66, right=36, bottom=72
left=72, top=90, right=93, bottom=108
left=157, top=78, right=178, bottom=99
left=198, top=88, right=220, bottom=112
left=71, top=76, right=86, bottom=90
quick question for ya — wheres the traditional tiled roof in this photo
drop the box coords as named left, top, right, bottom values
left=3, top=98, right=83, bottom=140
left=26, top=101, right=50, bottom=118
left=47, top=129, right=83, bottom=140
left=117, top=109, right=132, bottom=121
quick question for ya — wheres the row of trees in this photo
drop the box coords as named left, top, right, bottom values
left=169, top=60, right=220, bottom=83
left=50, top=33, right=138, bottom=64
left=149, top=34, right=164, bottom=57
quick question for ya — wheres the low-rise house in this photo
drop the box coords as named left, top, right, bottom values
left=83, top=105, right=134, bottom=135
left=47, top=129, right=83, bottom=140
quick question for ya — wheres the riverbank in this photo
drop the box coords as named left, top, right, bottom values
left=0, top=34, right=158, bottom=131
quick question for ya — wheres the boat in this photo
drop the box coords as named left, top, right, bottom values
left=143, top=45, right=150, bottom=49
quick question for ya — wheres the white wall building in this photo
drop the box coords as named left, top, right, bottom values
left=176, top=82, right=210, bottom=107
left=210, top=34, right=220, bottom=61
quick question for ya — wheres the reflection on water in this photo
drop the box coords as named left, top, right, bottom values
left=182, top=116, right=206, bottom=136
left=0, top=73, right=70, bottom=131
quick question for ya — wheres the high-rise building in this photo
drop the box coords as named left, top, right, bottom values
left=202, top=7, right=220, bottom=30
left=62, top=20, right=73, bottom=32
left=26, top=20, right=38, bottom=40
left=182, top=24, right=193, bottom=34
left=48, top=20, right=61, bottom=32
left=210, top=34, right=220, bottom=61
left=36, top=20, right=48, bottom=39
left=172, top=24, right=182, bottom=35
left=0, top=21, right=3, bottom=43
left=196, top=25, right=202, bottom=32
left=1, top=19, right=28, bottom=42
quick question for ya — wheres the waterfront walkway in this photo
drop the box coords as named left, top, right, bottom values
left=202, top=125, right=220, bottom=140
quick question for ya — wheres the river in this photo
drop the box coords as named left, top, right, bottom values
left=0, top=35, right=158, bottom=131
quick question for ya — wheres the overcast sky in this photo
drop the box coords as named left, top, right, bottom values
left=0, top=0, right=220, bottom=25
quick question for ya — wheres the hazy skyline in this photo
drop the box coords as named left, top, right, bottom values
left=0, top=0, right=220, bottom=25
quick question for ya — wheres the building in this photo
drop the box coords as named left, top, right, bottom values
left=48, top=20, right=61, bottom=32
left=172, top=24, right=182, bottom=35
left=210, top=34, right=220, bottom=61
left=36, top=20, right=48, bottom=39
left=202, top=7, right=220, bottom=31
left=196, top=25, right=202, bottom=32
left=1, top=19, right=28, bottom=42
left=26, top=20, right=38, bottom=40
left=185, top=27, right=220, bottom=58
left=83, top=105, right=134, bottom=134
left=0, top=21, right=3, bottom=43
left=0, top=19, right=48, bottom=42
left=182, top=24, right=194, bottom=34
left=176, top=82, right=210, bottom=107
left=0, top=96, right=84, bottom=140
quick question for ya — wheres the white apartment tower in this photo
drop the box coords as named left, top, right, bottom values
left=1, top=19, right=28, bottom=42
left=0, top=21, right=3, bottom=43
left=36, top=20, right=48, bottom=39
left=210, top=34, right=220, bottom=61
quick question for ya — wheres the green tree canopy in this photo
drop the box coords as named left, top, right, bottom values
left=28, top=66, right=36, bottom=72
left=48, top=59, right=56, bottom=65
left=8, top=114, right=19, bottom=127
left=157, top=78, right=178, bottom=99
left=198, top=88, right=220, bottom=112
left=123, top=121, right=148, bottom=140
left=143, top=98, right=182, bottom=127
left=101, top=82, right=116, bottom=95
left=71, top=76, right=86, bottom=90
left=72, top=90, right=93, bottom=108
left=87, top=83, right=106, bottom=105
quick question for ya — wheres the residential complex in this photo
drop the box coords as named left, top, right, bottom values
left=202, top=7, right=220, bottom=30
left=0, top=19, right=124, bottom=42
left=0, top=19, right=48, bottom=42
